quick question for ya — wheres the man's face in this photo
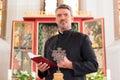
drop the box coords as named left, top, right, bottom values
left=55, top=9, right=73, bottom=32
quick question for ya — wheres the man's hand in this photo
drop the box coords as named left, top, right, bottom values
left=57, top=56, right=73, bottom=69
left=37, top=62, right=50, bottom=72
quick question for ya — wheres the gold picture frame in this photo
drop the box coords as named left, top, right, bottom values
left=10, top=21, right=34, bottom=75
left=82, top=18, right=106, bottom=76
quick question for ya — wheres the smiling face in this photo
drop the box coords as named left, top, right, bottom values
left=55, top=8, right=74, bottom=32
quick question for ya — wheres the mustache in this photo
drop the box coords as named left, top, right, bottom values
left=60, top=19, right=66, bottom=23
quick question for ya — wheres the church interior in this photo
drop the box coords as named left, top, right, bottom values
left=0, top=0, right=120, bottom=80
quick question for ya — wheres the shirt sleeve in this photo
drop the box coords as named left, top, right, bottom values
left=38, top=70, right=49, bottom=78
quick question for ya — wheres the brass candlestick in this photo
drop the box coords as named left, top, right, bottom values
left=53, top=70, right=64, bottom=80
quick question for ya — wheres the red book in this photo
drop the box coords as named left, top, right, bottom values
left=28, top=52, right=57, bottom=67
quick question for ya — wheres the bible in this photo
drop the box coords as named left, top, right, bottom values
left=28, top=52, right=57, bottom=67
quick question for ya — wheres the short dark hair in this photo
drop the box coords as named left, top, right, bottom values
left=55, top=4, right=73, bottom=16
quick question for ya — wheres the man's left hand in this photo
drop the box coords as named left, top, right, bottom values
left=57, top=56, right=73, bottom=69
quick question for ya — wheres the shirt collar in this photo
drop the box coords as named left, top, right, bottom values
left=58, top=29, right=73, bottom=35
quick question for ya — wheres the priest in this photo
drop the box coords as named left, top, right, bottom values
left=37, top=4, right=98, bottom=80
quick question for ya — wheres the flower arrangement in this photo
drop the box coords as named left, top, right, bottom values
left=87, top=70, right=105, bottom=80
left=13, top=71, right=34, bottom=80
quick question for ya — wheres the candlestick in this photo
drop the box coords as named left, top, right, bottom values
left=53, top=70, right=64, bottom=80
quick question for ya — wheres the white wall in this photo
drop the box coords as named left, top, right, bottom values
left=16, top=0, right=40, bottom=20
left=86, top=0, right=114, bottom=47
left=6, top=0, right=17, bottom=43
left=106, top=39, right=120, bottom=80
left=86, top=0, right=120, bottom=80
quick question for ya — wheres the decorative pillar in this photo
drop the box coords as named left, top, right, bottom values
left=113, top=0, right=120, bottom=39
left=57, top=0, right=63, bottom=7
left=40, top=0, right=45, bottom=12
left=78, top=0, right=86, bottom=11
left=1, top=0, right=7, bottom=39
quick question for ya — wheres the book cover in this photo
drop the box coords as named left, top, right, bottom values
left=28, top=52, right=57, bottom=67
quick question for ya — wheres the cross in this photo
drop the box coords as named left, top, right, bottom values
left=52, top=47, right=66, bottom=64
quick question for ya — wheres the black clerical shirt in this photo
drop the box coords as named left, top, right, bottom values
left=38, top=29, right=98, bottom=80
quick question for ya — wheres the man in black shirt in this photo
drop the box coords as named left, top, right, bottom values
left=37, top=4, right=98, bottom=80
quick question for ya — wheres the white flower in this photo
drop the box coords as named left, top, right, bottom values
left=20, top=70, right=29, bottom=76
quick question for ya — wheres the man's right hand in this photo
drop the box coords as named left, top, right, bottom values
left=37, top=62, right=50, bottom=72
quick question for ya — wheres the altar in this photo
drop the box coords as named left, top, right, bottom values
left=10, top=15, right=106, bottom=80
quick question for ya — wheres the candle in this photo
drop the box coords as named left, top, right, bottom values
left=32, top=72, right=36, bottom=80
left=8, top=69, right=12, bottom=80
left=107, top=69, right=111, bottom=80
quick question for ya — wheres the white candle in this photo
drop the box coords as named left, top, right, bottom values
left=8, top=69, right=12, bottom=80
left=32, top=72, right=36, bottom=80
left=107, top=69, right=111, bottom=80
